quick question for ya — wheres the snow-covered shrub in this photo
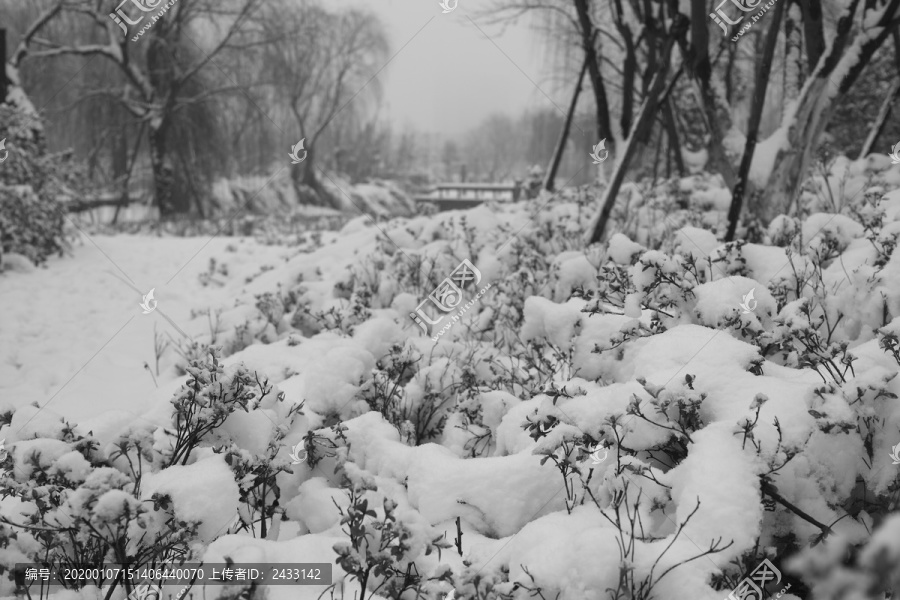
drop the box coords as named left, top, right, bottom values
left=0, top=426, right=200, bottom=599
left=0, top=347, right=310, bottom=599
left=255, top=287, right=299, bottom=329
left=298, top=421, right=349, bottom=469
left=50, top=160, right=900, bottom=599
left=198, top=257, right=230, bottom=287
left=211, top=171, right=415, bottom=219
left=786, top=514, right=900, bottom=599
left=166, top=348, right=285, bottom=466
left=308, top=287, right=374, bottom=336
left=168, top=336, right=213, bottom=375
left=0, top=185, right=66, bottom=266
left=360, top=344, right=424, bottom=438
left=606, top=175, right=730, bottom=246
left=222, top=433, right=294, bottom=539
left=0, top=103, right=88, bottom=266
left=332, top=475, right=452, bottom=600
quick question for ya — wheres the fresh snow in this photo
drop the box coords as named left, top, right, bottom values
left=4, top=156, right=900, bottom=599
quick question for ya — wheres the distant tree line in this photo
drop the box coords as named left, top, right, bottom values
left=5, top=0, right=900, bottom=231
left=2, top=0, right=394, bottom=217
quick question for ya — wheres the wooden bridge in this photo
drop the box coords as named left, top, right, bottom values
left=414, top=183, right=522, bottom=211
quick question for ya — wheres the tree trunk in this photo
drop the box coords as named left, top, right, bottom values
left=685, top=0, right=735, bottom=189
left=573, top=0, right=613, bottom=143
left=150, top=124, right=183, bottom=218
left=611, top=0, right=636, bottom=137
left=0, top=29, right=7, bottom=103
left=798, top=0, right=825, bottom=69
left=695, top=76, right=736, bottom=188
left=859, top=78, right=900, bottom=159
left=725, top=0, right=786, bottom=241
left=292, top=143, right=336, bottom=208
left=859, top=27, right=900, bottom=159
left=652, top=121, right=664, bottom=181
left=544, top=51, right=589, bottom=192
left=724, top=43, right=737, bottom=106
left=586, top=31, right=680, bottom=245
left=762, top=79, right=837, bottom=222
left=783, top=0, right=803, bottom=103
left=111, top=131, right=128, bottom=225
left=662, top=99, right=685, bottom=176
left=301, top=145, right=319, bottom=192
left=894, top=26, right=900, bottom=75
left=762, top=0, right=899, bottom=223
left=176, top=144, right=206, bottom=219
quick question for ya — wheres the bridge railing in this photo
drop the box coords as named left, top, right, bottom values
left=414, top=182, right=522, bottom=208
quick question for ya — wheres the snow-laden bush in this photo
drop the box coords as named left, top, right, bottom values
left=0, top=185, right=66, bottom=266
left=185, top=162, right=895, bottom=599
left=212, top=172, right=416, bottom=219
left=331, top=466, right=452, bottom=600
left=0, top=104, right=84, bottom=266
left=0, top=423, right=201, bottom=599
left=0, top=348, right=304, bottom=599
left=11, top=160, right=900, bottom=599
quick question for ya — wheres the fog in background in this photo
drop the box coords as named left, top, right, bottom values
left=338, top=0, right=547, bottom=136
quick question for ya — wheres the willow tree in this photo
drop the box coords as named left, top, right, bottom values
left=247, top=1, right=389, bottom=206
left=9, top=0, right=262, bottom=217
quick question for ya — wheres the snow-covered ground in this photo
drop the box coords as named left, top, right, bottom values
left=3, top=159, right=900, bottom=600
left=0, top=233, right=289, bottom=427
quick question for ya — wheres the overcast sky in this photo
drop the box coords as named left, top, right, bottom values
left=337, top=0, right=554, bottom=137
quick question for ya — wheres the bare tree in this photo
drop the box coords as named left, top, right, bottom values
left=583, top=0, right=900, bottom=243
left=545, top=49, right=590, bottom=191
left=486, top=0, right=615, bottom=147
left=761, top=0, right=900, bottom=223
left=725, top=0, right=786, bottom=241
left=859, top=28, right=900, bottom=159
left=585, top=2, right=689, bottom=244
left=10, top=0, right=263, bottom=217
left=248, top=1, right=389, bottom=206
left=572, top=0, right=613, bottom=145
